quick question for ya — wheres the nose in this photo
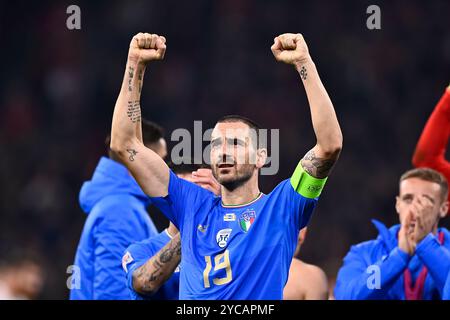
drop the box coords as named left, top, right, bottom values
left=218, top=139, right=234, bottom=161
left=221, top=138, right=228, bottom=155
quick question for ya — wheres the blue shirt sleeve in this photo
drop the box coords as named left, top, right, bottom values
left=334, top=243, right=410, bottom=300
left=92, top=211, right=151, bottom=300
left=415, top=233, right=450, bottom=295
left=271, top=179, right=318, bottom=232
left=150, top=170, right=215, bottom=230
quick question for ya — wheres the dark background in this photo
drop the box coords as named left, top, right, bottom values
left=0, top=0, right=449, bottom=298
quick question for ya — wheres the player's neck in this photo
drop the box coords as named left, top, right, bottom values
left=431, top=224, right=439, bottom=235
left=221, top=175, right=261, bottom=206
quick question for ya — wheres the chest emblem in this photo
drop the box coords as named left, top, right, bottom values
left=239, top=210, right=256, bottom=232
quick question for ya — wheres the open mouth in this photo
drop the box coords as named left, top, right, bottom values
left=218, top=163, right=234, bottom=169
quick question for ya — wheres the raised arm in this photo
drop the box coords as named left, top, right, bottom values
left=271, top=33, right=343, bottom=179
left=110, top=33, right=169, bottom=197
left=412, top=86, right=450, bottom=178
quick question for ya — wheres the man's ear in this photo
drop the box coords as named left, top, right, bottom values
left=395, top=196, right=401, bottom=216
left=439, top=200, right=449, bottom=219
left=256, top=148, right=267, bottom=169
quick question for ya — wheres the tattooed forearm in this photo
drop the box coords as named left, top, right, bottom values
left=138, top=69, right=143, bottom=93
left=148, top=260, right=164, bottom=282
left=299, top=65, right=307, bottom=80
left=132, top=234, right=181, bottom=295
left=127, top=101, right=141, bottom=123
left=128, top=66, right=135, bottom=92
left=300, top=149, right=338, bottom=179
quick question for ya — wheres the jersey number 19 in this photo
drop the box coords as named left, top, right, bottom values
left=203, top=250, right=233, bottom=288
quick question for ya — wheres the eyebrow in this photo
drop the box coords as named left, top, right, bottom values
left=225, top=137, right=246, bottom=144
left=210, top=137, right=246, bottom=145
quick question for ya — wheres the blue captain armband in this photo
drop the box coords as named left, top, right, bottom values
left=290, top=161, right=328, bottom=199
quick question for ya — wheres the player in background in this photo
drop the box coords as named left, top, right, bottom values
left=413, top=85, right=450, bottom=205
left=123, top=164, right=221, bottom=300
left=110, top=32, right=342, bottom=299
left=0, top=252, right=43, bottom=300
left=283, top=228, right=328, bottom=300
left=70, top=120, right=167, bottom=300
left=335, top=168, right=450, bottom=300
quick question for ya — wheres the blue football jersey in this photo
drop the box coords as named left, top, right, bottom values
left=150, top=169, right=320, bottom=300
left=123, top=230, right=180, bottom=300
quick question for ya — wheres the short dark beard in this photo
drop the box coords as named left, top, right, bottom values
left=220, top=173, right=253, bottom=191
left=214, top=165, right=255, bottom=192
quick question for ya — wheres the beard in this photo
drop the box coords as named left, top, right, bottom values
left=212, top=164, right=255, bottom=191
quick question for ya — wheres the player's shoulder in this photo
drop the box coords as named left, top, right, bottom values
left=169, top=169, right=217, bottom=200
left=301, top=261, right=327, bottom=283
left=439, top=227, right=450, bottom=246
left=293, top=259, right=327, bottom=283
left=265, top=179, right=293, bottom=197
left=345, top=238, right=387, bottom=264
left=287, top=259, right=328, bottom=299
left=90, top=194, right=143, bottom=220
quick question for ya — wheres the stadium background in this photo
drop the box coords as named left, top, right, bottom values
left=0, top=0, right=449, bottom=299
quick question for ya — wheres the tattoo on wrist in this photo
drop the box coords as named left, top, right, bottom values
left=299, top=66, right=307, bottom=80
left=301, top=149, right=336, bottom=179
left=127, top=149, right=138, bottom=161
left=127, top=101, right=141, bottom=123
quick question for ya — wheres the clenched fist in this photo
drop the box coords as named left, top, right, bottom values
left=271, top=33, right=310, bottom=66
left=128, top=33, right=166, bottom=64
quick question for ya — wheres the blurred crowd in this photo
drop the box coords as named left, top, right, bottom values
left=0, top=0, right=449, bottom=298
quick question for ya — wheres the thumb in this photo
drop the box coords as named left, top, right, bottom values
left=156, top=43, right=166, bottom=59
left=271, top=37, right=282, bottom=53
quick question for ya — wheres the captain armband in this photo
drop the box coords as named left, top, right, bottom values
left=290, top=161, right=328, bottom=199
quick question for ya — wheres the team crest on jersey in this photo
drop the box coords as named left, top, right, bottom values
left=216, top=228, right=232, bottom=248
left=239, top=210, right=256, bottom=232
left=122, top=251, right=134, bottom=273
left=223, top=213, right=236, bottom=222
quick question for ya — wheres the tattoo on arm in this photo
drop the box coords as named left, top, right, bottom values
left=299, top=66, right=308, bottom=80
left=300, top=149, right=337, bottom=179
left=127, top=101, right=141, bottom=123
left=138, top=69, right=143, bottom=93
left=128, top=66, right=135, bottom=92
left=132, top=236, right=181, bottom=295
left=127, top=149, right=138, bottom=161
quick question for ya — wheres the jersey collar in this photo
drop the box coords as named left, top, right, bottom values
left=221, top=192, right=264, bottom=208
